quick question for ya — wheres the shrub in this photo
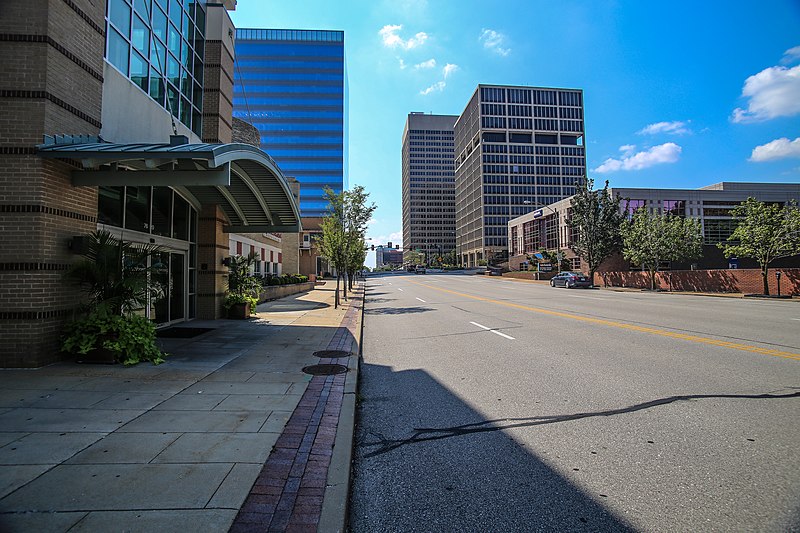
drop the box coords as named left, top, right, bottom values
left=62, top=310, right=165, bottom=365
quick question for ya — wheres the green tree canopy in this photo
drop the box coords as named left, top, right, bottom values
left=318, top=186, right=376, bottom=307
left=620, top=209, right=703, bottom=290
left=567, top=179, right=626, bottom=285
left=717, top=197, right=800, bottom=295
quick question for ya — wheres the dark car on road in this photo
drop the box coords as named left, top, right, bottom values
left=550, top=271, right=592, bottom=288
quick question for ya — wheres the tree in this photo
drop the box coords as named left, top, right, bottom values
left=620, top=209, right=703, bottom=290
left=405, top=250, right=424, bottom=266
left=567, top=179, right=626, bottom=285
left=343, top=186, right=376, bottom=291
left=318, top=186, right=376, bottom=308
left=717, top=197, right=800, bottom=295
left=319, top=190, right=348, bottom=308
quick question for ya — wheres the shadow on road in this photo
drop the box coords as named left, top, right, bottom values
left=364, top=306, right=433, bottom=315
left=350, top=363, right=639, bottom=532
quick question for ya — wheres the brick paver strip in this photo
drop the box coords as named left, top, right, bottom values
left=230, top=286, right=362, bottom=533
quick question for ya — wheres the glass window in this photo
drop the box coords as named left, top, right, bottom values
left=107, top=27, right=130, bottom=75
left=151, top=186, right=172, bottom=237
left=169, top=0, right=182, bottom=25
left=130, top=51, right=148, bottom=92
left=181, top=39, right=191, bottom=72
left=192, top=108, right=202, bottom=137
left=133, top=0, right=149, bottom=17
left=167, top=83, right=180, bottom=118
left=193, top=53, right=203, bottom=84
left=192, top=80, right=202, bottom=108
left=109, top=0, right=131, bottom=35
left=181, top=7, right=189, bottom=37
left=131, top=14, right=149, bottom=55
left=180, top=67, right=190, bottom=96
left=151, top=5, right=168, bottom=42
left=125, top=186, right=151, bottom=232
left=167, top=52, right=180, bottom=86
left=150, top=37, right=166, bottom=71
left=98, top=186, right=124, bottom=227
left=193, top=1, right=205, bottom=28
left=149, top=66, right=165, bottom=104
left=180, top=96, right=191, bottom=128
left=167, top=22, right=181, bottom=57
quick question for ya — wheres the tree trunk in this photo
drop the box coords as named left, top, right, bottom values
left=334, top=275, right=340, bottom=308
left=588, top=267, right=595, bottom=287
left=342, top=270, right=348, bottom=300
left=649, top=269, right=656, bottom=291
left=762, top=266, right=770, bottom=296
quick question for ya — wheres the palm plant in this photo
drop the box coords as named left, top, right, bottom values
left=65, top=230, right=163, bottom=315
left=62, top=230, right=166, bottom=365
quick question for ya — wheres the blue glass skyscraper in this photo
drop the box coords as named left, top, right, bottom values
left=233, top=29, right=346, bottom=217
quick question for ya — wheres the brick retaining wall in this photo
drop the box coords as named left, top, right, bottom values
left=595, top=268, right=800, bottom=295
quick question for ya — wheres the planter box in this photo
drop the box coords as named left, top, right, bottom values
left=258, top=281, right=315, bottom=303
left=228, top=302, right=251, bottom=319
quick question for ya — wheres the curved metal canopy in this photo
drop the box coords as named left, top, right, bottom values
left=36, top=138, right=301, bottom=233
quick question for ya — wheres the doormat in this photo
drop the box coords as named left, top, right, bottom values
left=156, top=327, right=215, bottom=338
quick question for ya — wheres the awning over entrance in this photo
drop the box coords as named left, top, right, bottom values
left=37, top=136, right=301, bottom=233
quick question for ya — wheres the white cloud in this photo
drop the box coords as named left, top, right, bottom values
left=749, top=137, right=800, bottom=162
left=397, top=58, right=407, bottom=69
left=414, top=58, right=436, bottom=69
left=619, top=144, right=636, bottom=156
left=479, top=29, right=510, bottom=56
left=781, top=45, right=800, bottom=65
left=731, top=64, right=800, bottom=123
left=379, top=24, right=428, bottom=50
left=637, top=120, right=692, bottom=135
left=366, top=232, right=403, bottom=248
left=420, top=81, right=446, bottom=95
left=594, top=143, right=682, bottom=173
left=442, top=63, right=459, bottom=78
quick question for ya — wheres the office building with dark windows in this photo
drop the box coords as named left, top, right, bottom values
left=233, top=29, right=346, bottom=217
left=0, top=0, right=301, bottom=367
left=454, top=84, right=586, bottom=267
left=401, top=113, right=457, bottom=263
left=507, top=182, right=800, bottom=273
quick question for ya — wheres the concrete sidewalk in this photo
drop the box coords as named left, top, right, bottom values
left=0, top=283, right=363, bottom=532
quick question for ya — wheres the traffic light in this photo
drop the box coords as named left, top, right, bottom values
left=370, top=245, right=375, bottom=251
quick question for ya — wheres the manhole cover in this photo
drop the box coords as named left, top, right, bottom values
left=302, top=364, right=348, bottom=376
left=313, top=350, right=351, bottom=358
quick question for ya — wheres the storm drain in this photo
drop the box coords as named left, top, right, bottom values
left=312, top=350, right=352, bottom=358
left=302, top=364, right=348, bottom=376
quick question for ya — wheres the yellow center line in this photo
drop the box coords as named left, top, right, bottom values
left=408, top=280, right=800, bottom=361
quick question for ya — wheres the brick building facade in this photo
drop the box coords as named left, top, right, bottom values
left=0, top=0, right=301, bottom=367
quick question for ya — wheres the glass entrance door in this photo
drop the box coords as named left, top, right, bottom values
left=150, top=251, right=187, bottom=327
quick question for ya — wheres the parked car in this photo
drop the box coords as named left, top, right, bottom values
left=550, top=271, right=592, bottom=288
left=414, top=265, right=426, bottom=274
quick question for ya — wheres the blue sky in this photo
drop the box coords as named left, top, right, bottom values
left=230, top=1, right=800, bottom=266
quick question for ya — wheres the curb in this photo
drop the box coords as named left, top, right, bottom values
left=318, top=282, right=364, bottom=533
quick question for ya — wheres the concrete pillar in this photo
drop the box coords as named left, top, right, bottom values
left=196, top=205, right=230, bottom=319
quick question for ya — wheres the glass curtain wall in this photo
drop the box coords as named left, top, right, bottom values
left=105, top=0, right=206, bottom=137
left=233, top=29, right=345, bottom=217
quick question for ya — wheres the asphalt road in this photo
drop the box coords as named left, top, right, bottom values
left=349, top=272, right=800, bottom=532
